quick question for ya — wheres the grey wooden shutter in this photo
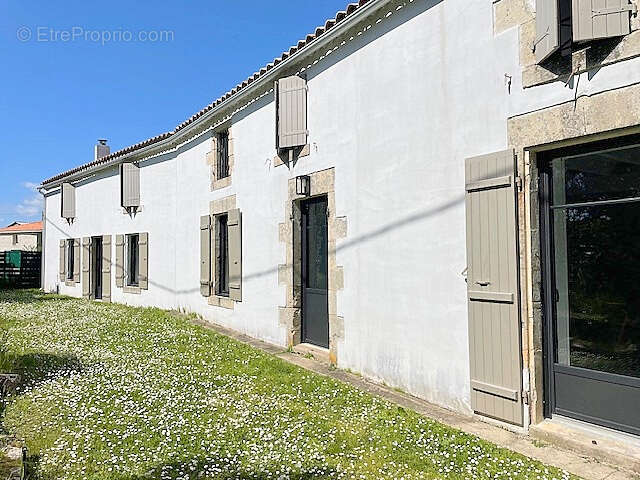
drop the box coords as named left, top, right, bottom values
left=228, top=209, right=242, bottom=301
left=115, top=234, right=125, bottom=287
left=59, top=240, right=65, bottom=281
left=276, top=76, right=308, bottom=149
left=139, top=232, right=148, bottom=290
left=61, top=183, right=76, bottom=219
left=572, top=0, right=634, bottom=42
left=534, top=0, right=560, bottom=63
left=120, top=163, right=140, bottom=208
left=200, top=215, right=212, bottom=297
left=102, top=235, right=112, bottom=302
left=82, top=237, right=91, bottom=298
left=465, top=149, right=523, bottom=426
left=73, top=239, right=81, bottom=283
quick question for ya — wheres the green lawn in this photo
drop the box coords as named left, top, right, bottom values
left=0, top=290, right=574, bottom=480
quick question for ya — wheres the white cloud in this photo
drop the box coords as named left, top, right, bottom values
left=14, top=182, right=44, bottom=219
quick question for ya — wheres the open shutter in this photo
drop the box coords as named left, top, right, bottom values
left=61, top=183, right=76, bottom=219
left=465, top=149, right=523, bottom=426
left=228, top=209, right=242, bottom=301
left=534, top=0, right=560, bottom=63
left=59, top=240, right=65, bottom=281
left=276, top=76, right=308, bottom=149
left=572, top=0, right=634, bottom=42
left=120, top=163, right=140, bottom=208
left=115, top=235, right=124, bottom=288
left=73, top=239, right=81, bottom=283
left=82, top=237, right=90, bottom=298
left=102, top=235, right=112, bottom=302
left=139, top=232, right=148, bottom=290
left=200, top=215, right=212, bottom=297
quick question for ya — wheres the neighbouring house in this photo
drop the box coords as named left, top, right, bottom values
left=0, top=221, right=42, bottom=252
left=39, top=0, right=640, bottom=450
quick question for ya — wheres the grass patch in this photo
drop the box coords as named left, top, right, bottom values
left=0, top=290, right=576, bottom=479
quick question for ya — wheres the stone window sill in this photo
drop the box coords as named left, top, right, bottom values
left=208, top=295, right=234, bottom=310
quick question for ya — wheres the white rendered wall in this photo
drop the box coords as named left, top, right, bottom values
left=43, top=0, right=640, bottom=415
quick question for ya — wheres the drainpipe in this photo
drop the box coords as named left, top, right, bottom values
left=38, top=187, right=46, bottom=292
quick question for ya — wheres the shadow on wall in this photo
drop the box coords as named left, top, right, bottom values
left=43, top=193, right=465, bottom=295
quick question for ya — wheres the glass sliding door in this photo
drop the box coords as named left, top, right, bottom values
left=543, top=142, right=640, bottom=435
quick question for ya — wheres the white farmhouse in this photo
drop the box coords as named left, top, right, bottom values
left=40, top=0, right=640, bottom=445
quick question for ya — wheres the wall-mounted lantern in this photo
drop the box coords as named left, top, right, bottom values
left=296, top=175, right=310, bottom=196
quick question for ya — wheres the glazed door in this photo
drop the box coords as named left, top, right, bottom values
left=301, top=196, right=329, bottom=348
left=542, top=142, right=640, bottom=436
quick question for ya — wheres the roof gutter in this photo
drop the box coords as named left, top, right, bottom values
left=40, top=0, right=392, bottom=191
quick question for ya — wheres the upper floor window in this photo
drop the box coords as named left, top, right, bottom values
left=12, top=234, right=18, bottom=245
left=217, top=131, right=230, bottom=180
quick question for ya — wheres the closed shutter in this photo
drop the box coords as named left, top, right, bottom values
left=120, top=163, right=140, bottom=208
left=228, top=209, right=242, bottom=302
left=82, top=237, right=91, bottom=298
left=572, top=0, right=634, bottom=42
left=61, top=183, right=76, bottom=219
left=59, top=240, right=65, bottom=281
left=115, top=234, right=125, bottom=287
left=534, top=0, right=560, bottom=63
left=73, top=239, right=81, bottom=283
left=465, top=149, right=523, bottom=426
left=139, top=232, right=148, bottom=290
left=102, top=235, right=112, bottom=302
left=200, top=215, right=212, bottom=297
left=276, top=76, right=308, bottom=149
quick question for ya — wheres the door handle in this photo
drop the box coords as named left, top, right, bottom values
left=475, top=281, right=491, bottom=287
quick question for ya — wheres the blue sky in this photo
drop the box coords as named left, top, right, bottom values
left=0, top=0, right=349, bottom=225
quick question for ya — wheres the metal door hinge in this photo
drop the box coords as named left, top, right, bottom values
left=521, top=390, right=530, bottom=404
left=515, top=176, right=523, bottom=192
left=593, top=4, right=637, bottom=16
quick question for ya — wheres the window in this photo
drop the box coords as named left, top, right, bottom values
left=127, top=234, right=139, bottom=287
left=66, top=239, right=74, bottom=281
left=61, top=182, right=76, bottom=220
left=215, top=214, right=229, bottom=296
left=12, top=234, right=18, bottom=245
left=120, top=163, right=140, bottom=211
left=217, top=131, right=230, bottom=180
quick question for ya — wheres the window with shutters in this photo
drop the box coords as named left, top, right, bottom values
left=12, top=234, right=18, bottom=245
left=61, top=183, right=76, bottom=221
left=534, top=0, right=636, bottom=65
left=126, top=234, right=139, bottom=287
left=120, top=163, right=140, bottom=213
left=215, top=214, right=229, bottom=297
left=66, top=239, right=74, bottom=281
left=275, top=75, right=308, bottom=154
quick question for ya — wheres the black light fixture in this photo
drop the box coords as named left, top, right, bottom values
left=296, top=175, right=310, bottom=196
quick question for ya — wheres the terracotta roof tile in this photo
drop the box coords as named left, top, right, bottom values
left=41, top=0, right=374, bottom=186
left=0, top=221, right=43, bottom=233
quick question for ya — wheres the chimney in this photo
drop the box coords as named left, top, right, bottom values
left=95, top=139, right=110, bottom=161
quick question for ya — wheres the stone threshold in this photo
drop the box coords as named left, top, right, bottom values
left=530, top=417, right=640, bottom=476
left=191, top=317, right=638, bottom=480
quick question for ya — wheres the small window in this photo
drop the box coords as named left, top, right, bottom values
left=127, top=234, right=139, bottom=287
left=12, top=234, right=18, bottom=245
left=217, top=131, right=230, bottom=180
left=215, top=214, right=229, bottom=296
left=66, top=239, right=74, bottom=281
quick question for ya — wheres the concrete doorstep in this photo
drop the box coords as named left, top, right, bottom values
left=192, top=318, right=640, bottom=480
